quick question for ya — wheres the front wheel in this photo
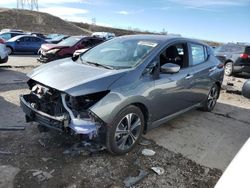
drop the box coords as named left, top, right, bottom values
left=6, top=47, right=13, bottom=55
left=106, top=105, right=144, bottom=154
left=200, top=84, right=220, bottom=112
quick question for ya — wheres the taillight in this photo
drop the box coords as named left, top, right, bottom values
left=0, top=38, right=5, bottom=44
left=240, top=53, right=249, bottom=59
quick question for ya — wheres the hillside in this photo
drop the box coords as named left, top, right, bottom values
left=0, top=8, right=90, bottom=35
left=0, top=8, right=221, bottom=46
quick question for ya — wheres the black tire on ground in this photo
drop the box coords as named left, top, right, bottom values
left=200, top=84, right=220, bottom=112
left=6, top=46, right=13, bottom=55
left=37, top=124, right=49, bottom=132
left=224, top=62, right=234, bottom=76
left=0, top=56, right=8, bottom=63
left=106, top=105, right=144, bottom=155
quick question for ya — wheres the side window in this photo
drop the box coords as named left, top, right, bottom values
left=190, top=43, right=206, bottom=66
left=159, top=43, right=188, bottom=68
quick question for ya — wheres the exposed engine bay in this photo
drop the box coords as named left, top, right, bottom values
left=20, top=79, right=108, bottom=140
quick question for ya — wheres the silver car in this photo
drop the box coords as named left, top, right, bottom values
left=20, top=35, right=224, bottom=154
left=0, top=37, right=8, bottom=64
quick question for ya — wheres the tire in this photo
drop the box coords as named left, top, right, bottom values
left=200, top=84, right=220, bottom=112
left=37, top=124, right=49, bottom=132
left=6, top=46, right=13, bottom=55
left=0, top=56, right=8, bottom=63
left=106, top=105, right=144, bottom=154
left=224, top=62, right=234, bottom=76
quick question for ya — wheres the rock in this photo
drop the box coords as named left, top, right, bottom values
left=142, top=149, right=156, bottom=156
left=151, top=167, right=165, bottom=175
left=139, top=139, right=152, bottom=146
left=123, top=170, right=148, bottom=187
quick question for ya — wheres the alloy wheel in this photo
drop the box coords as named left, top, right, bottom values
left=115, top=113, right=141, bottom=150
left=224, top=62, right=233, bottom=76
left=207, top=86, right=219, bottom=110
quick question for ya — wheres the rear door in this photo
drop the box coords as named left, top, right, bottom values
left=187, top=43, right=215, bottom=103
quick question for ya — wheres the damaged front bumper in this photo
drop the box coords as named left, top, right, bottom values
left=20, top=94, right=100, bottom=139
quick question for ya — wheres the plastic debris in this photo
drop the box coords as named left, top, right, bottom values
left=142, top=149, right=155, bottom=156
left=38, top=139, right=46, bottom=147
left=151, top=167, right=165, bottom=175
left=139, top=139, right=152, bottom=146
left=0, top=151, right=12, bottom=155
left=41, top=157, right=53, bottom=162
left=31, top=169, right=54, bottom=182
left=123, top=170, right=148, bottom=187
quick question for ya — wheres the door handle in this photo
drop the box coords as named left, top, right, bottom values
left=209, top=67, right=216, bottom=72
left=185, top=74, right=193, bottom=79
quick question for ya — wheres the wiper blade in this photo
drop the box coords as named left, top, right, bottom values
left=82, top=60, right=114, bottom=70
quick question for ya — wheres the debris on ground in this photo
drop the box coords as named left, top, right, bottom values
left=151, top=167, right=165, bottom=175
left=123, top=170, right=148, bottom=187
left=63, top=141, right=106, bottom=156
left=139, top=138, right=152, bottom=146
left=38, top=139, right=46, bottom=147
left=0, top=150, right=12, bottom=155
left=41, top=157, right=53, bottom=162
left=0, top=165, right=20, bottom=188
left=31, top=169, right=55, bottom=182
left=142, top=149, right=156, bottom=156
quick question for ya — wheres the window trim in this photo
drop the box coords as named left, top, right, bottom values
left=188, top=42, right=208, bottom=66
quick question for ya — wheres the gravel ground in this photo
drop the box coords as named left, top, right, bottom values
left=0, top=64, right=249, bottom=188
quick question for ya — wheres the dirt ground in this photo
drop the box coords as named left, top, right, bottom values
left=0, top=57, right=249, bottom=188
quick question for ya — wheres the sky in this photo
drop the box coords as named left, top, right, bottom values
left=0, top=0, right=250, bottom=43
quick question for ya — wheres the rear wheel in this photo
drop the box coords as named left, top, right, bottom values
left=106, top=105, right=144, bottom=154
left=200, top=84, right=219, bottom=112
left=224, top=62, right=233, bottom=76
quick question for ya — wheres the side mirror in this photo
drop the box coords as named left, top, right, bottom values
left=161, top=63, right=180, bottom=74
left=242, top=80, right=250, bottom=99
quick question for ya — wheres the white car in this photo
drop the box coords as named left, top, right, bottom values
left=0, top=37, right=8, bottom=64
left=91, top=32, right=115, bottom=40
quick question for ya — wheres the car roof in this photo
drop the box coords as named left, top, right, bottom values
left=8, top=35, right=43, bottom=41
left=117, top=34, right=209, bottom=46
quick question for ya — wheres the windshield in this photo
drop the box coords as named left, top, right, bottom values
left=58, top=36, right=82, bottom=46
left=215, top=44, right=245, bottom=53
left=52, top=35, right=67, bottom=41
left=80, top=37, right=158, bottom=69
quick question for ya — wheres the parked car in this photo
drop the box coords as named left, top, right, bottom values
left=0, top=37, right=8, bottom=64
left=92, top=32, right=115, bottom=40
left=242, top=79, right=250, bottom=99
left=215, top=43, right=250, bottom=76
left=5, top=35, right=47, bottom=55
left=46, top=33, right=61, bottom=39
left=45, top=35, right=69, bottom=44
left=0, top=29, right=23, bottom=33
left=38, top=36, right=104, bottom=63
left=20, top=35, right=224, bottom=154
left=0, top=32, right=25, bottom=41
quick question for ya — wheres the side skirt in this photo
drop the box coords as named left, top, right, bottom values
left=146, top=103, right=201, bottom=131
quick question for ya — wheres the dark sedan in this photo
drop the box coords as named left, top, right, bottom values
left=38, top=36, right=104, bottom=63
left=5, top=35, right=47, bottom=54
left=20, top=35, right=224, bottom=154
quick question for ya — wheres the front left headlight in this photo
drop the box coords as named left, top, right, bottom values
left=47, top=49, right=60, bottom=54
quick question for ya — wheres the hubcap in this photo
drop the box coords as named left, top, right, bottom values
left=207, top=86, right=218, bottom=110
left=225, top=63, right=232, bottom=75
left=115, top=113, right=141, bottom=150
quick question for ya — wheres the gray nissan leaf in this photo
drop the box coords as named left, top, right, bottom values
left=20, top=35, right=224, bottom=154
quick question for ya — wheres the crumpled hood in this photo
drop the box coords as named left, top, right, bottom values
left=27, top=58, right=128, bottom=96
left=41, top=43, right=69, bottom=51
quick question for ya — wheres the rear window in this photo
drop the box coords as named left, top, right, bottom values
left=216, top=44, right=245, bottom=53
left=245, top=47, right=250, bottom=55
